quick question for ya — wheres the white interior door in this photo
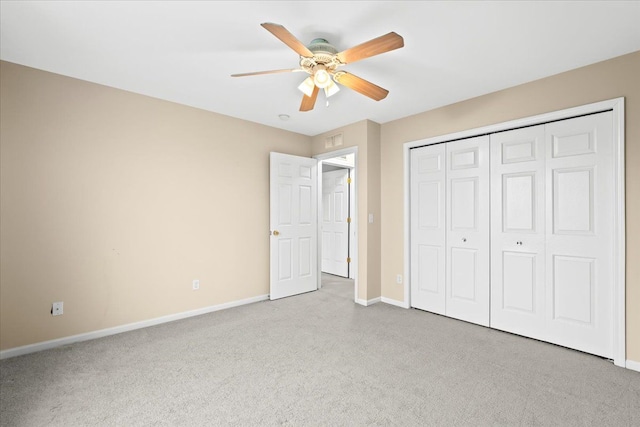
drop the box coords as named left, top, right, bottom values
left=445, top=136, right=490, bottom=326
left=544, top=112, right=614, bottom=358
left=321, top=169, right=349, bottom=277
left=490, top=125, right=546, bottom=339
left=270, top=152, right=318, bottom=300
left=410, top=143, right=446, bottom=314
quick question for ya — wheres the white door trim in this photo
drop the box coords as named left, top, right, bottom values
left=403, top=97, right=626, bottom=367
left=315, top=147, right=359, bottom=303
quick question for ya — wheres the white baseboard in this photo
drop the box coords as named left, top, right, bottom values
left=355, top=297, right=381, bottom=307
left=381, top=296, right=409, bottom=309
left=0, top=294, right=269, bottom=360
left=626, top=359, right=640, bottom=372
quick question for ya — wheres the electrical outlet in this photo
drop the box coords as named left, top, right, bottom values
left=192, top=279, right=200, bottom=290
left=396, top=274, right=403, bottom=284
left=52, top=302, right=63, bottom=316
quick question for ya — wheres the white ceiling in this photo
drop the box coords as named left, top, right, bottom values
left=2, top=1, right=639, bottom=136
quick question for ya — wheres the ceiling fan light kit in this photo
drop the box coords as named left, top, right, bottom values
left=231, top=23, right=404, bottom=112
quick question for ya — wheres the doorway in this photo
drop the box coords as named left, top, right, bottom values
left=321, top=158, right=353, bottom=278
left=315, top=147, right=358, bottom=302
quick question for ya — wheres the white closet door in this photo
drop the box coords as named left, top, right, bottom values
left=545, top=112, right=614, bottom=358
left=445, top=136, right=490, bottom=326
left=490, top=125, right=546, bottom=338
left=410, top=143, right=446, bottom=314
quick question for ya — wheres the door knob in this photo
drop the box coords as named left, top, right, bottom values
left=272, top=230, right=280, bottom=236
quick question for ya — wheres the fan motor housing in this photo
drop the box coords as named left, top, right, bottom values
left=300, top=38, right=341, bottom=74
left=308, top=38, right=338, bottom=55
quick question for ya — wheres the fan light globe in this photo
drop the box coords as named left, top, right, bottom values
left=313, top=69, right=331, bottom=88
left=324, top=80, right=340, bottom=98
left=298, top=77, right=315, bottom=97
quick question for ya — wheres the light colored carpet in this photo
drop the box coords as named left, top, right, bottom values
left=1, top=274, right=639, bottom=426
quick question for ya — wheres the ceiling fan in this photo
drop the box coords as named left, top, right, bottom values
left=231, top=23, right=404, bottom=112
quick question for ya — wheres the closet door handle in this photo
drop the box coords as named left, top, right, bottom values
left=516, top=241, right=522, bottom=245
left=462, top=238, right=467, bottom=243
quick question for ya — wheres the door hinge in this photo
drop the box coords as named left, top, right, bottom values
left=347, top=217, right=351, bottom=223
left=347, top=177, right=352, bottom=184
left=347, top=257, right=351, bottom=263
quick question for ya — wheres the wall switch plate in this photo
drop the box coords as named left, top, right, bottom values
left=52, top=302, right=63, bottom=316
left=368, top=213, right=374, bottom=223
left=192, top=279, right=200, bottom=290
left=396, top=274, right=403, bottom=284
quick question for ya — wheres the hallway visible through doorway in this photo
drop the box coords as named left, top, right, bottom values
left=321, top=273, right=354, bottom=301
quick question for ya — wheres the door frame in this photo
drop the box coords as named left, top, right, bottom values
left=403, top=97, right=626, bottom=367
left=315, top=147, right=358, bottom=303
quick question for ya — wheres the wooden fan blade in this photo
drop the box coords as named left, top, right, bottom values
left=300, top=85, right=320, bottom=111
left=231, top=68, right=302, bottom=77
left=336, top=32, right=404, bottom=64
left=261, top=23, right=314, bottom=58
left=334, top=72, right=389, bottom=101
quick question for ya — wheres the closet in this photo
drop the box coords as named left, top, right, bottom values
left=410, top=111, right=615, bottom=359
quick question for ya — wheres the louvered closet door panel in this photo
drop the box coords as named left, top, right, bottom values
left=544, top=112, right=614, bottom=358
left=410, top=143, right=446, bottom=314
left=490, top=125, right=546, bottom=339
left=445, top=135, right=490, bottom=326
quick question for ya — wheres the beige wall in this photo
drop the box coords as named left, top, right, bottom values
left=380, top=51, right=640, bottom=361
left=366, top=121, right=381, bottom=300
left=310, top=120, right=382, bottom=301
left=0, top=61, right=311, bottom=350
